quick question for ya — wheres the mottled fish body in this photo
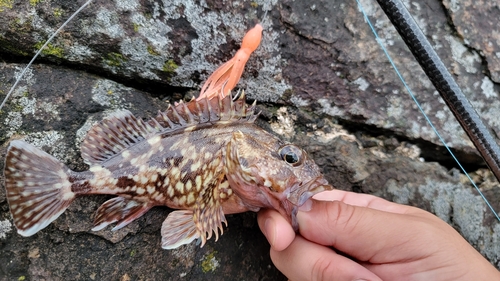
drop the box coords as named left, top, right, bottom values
left=4, top=93, right=331, bottom=249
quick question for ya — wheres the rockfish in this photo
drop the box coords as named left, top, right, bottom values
left=3, top=93, right=331, bottom=249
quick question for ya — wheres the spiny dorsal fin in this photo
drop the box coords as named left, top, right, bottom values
left=81, top=110, right=161, bottom=164
left=81, top=94, right=257, bottom=165
left=152, top=92, right=258, bottom=129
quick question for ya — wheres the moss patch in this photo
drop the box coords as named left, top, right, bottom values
left=104, top=52, right=127, bottom=67
left=29, top=0, right=42, bottom=6
left=11, top=103, right=24, bottom=112
left=162, top=59, right=178, bottom=73
left=147, top=45, right=160, bottom=56
left=201, top=251, right=219, bottom=273
left=9, top=17, right=32, bottom=34
left=34, top=42, right=64, bottom=58
left=0, top=0, right=13, bottom=12
left=53, top=8, right=63, bottom=17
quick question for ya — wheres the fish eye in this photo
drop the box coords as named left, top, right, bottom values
left=279, top=145, right=304, bottom=167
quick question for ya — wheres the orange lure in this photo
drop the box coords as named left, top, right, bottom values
left=198, top=24, right=263, bottom=100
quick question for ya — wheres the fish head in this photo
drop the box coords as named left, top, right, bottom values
left=225, top=131, right=332, bottom=230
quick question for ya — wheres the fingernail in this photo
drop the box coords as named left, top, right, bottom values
left=299, top=199, right=312, bottom=212
left=264, top=218, right=276, bottom=247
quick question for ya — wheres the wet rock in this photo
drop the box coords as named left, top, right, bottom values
left=279, top=0, right=500, bottom=163
left=1, top=0, right=500, bottom=280
left=443, top=0, right=500, bottom=83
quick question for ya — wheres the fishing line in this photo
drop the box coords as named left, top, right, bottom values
left=375, top=0, right=500, bottom=184
left=0, top=0, right=93, bottom=111
left=356, top=0, right=500, bottom=221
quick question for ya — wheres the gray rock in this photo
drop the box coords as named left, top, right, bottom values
left=1, top=0, right=500, bottom=279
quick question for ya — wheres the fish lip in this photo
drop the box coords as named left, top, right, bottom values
left=286, top=178, right=331, bottom=231
left=286, top=177, right=331, bottom=207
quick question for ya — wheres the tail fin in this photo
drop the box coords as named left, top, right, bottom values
left=4, top=140, right=76, bottom=236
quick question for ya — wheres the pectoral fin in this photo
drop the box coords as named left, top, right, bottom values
left=193, top=177, right=229, bottom=247
left=161, top=178, right=230, bottom=249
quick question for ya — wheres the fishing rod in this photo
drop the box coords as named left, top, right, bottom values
left=373, top=0, right=500, bottom=185
left=355, top=0, right=500, bottom=219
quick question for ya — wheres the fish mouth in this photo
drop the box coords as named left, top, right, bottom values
left=285, top=177, right=332, bottom=231
left=286, top=177, right=331, bottom=207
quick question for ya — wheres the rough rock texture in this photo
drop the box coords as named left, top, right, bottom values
left=1, top=0, right=500, bottom=280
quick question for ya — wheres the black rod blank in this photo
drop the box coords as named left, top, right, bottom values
left=375, top=0, right=500, bottom=183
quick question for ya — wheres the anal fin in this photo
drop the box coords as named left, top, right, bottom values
left=161, top=210, right=200, bottom=249
left=92, top=197, right=152, bottom=231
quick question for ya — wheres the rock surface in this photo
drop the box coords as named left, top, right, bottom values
left=1, top=0, right=500, bottom=280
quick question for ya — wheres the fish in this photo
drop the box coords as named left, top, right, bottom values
left=3, top=92, right=332, bottom=249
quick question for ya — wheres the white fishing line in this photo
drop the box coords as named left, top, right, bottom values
left=356, top=0, right=500, bottom=221
left=0, top=0, right=94, bottom=111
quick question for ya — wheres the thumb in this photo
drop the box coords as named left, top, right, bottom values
left=297, top=199, right=439, bottom=263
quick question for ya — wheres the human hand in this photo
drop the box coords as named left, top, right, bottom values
left=258, top=190, right=500, bottom=281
